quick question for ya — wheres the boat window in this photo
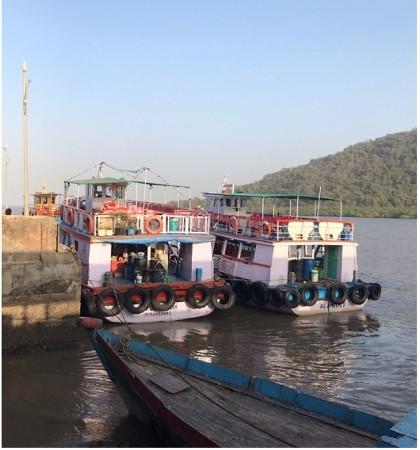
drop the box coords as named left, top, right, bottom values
left=240, top=242, right=255, bottom=261
left=225, top=239, right=240, bottom=258
left=213, top=199, right=217, bottom=207
left=220, top=198, right=224, bottom=206
left=94, top=185, right=103, bottom=198
left=105, top=186, right=113, bottom=198
left=213, top=237, right=224, bottom=255
left=240, top=200, right=246, bottom=207
left=226, top=199, right=231, bottom=207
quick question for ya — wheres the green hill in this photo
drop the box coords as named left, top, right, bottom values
left=238, top=129, right=417, bottom=218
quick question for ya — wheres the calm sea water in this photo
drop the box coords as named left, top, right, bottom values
left=3, top=218, right=416, bottom=447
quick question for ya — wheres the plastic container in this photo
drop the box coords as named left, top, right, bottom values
left=311, top=268, right=319, bottom=283
left=196, top=267, right=203, bottom=281
left=169, top=217, right=179, bottom=232
left=303, top=259, right=315, bottom=280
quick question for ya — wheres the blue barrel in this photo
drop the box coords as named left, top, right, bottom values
left=303, top=259, right=315, bottom=281
left=196, top=267, right=203, bottom=281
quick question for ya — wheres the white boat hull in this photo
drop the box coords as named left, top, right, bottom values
left=105, top=302, right=215, bottom=323
left=245, top=299, right=366, bottom=316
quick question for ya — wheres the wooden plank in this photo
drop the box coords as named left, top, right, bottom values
left=148, top=372, right=191, bottom=394
left=391, top=410, right=417, bottom=439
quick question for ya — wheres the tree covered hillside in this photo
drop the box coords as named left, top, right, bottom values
left=239, top=129, right=417, bottom=218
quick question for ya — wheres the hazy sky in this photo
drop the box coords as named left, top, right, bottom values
left=2, top=0, right=416, bottom=207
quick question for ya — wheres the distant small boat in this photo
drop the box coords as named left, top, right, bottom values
left=81, top=318, right=411, bottom=447
left=30, top=184, right=62, bottom=217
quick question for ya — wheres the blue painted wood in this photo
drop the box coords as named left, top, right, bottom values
left=391, top=410, right=417, bottom=439
left=378, top=434, right=417, bottom=448
left=188, top=358, right=250, bottom=388
left=351, top=410, right=394, bottom=437
left=254, top=378, right=297, bottom=405
left=296, top=392, right=352, bottom=424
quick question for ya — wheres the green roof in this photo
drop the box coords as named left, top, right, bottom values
left=202, top=191, right=341, bottom=202
left=66, top=177, right=190, bottom=189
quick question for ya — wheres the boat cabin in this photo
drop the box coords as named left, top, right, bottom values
left=31, top=185, right=61, bottom=216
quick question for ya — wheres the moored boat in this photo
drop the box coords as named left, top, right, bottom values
left=203, top=178, right=382, bottom=316
left=81, top=319, right=409, bottom=447
left=30, top=184, right=61, bottom=217
left=59, top=163, right=235, bottom=323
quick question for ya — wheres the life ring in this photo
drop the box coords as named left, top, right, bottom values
left=186, top=284, right=211, bottom=308
left=283, top=288, right=300, bottom=308
left=95, top=289, right=122, bottom=317
left=348, top=283, right=368, bottom=305
left=229, top=216, right=239, bottom=232
left=269, top=287, right=284, bottom=307
left=86, top=215, right=94, bottom=234
left=368, top=282, right=381, bottom=301
left=210, top=285, right=235, bottom=310
left=67, top=208, right=75, bottom=226
left=259, top=221, right=271, bottom=238
left=250, top=281, right=269, bottom=306
left=150, top=285, right=176, bottom=311
left=328, top=282, right=347, bottom=305
left=233, top=280, right=250, bottom=302
left=299, top=284, right=318, bottom=307
left=145, top=215, right=164, bottom=234
left=80, top=289, right=97, bottom=317
left=125, top=287, right=150, bottom=314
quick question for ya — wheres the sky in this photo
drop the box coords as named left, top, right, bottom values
left=2, top=0, right=416, bottom=207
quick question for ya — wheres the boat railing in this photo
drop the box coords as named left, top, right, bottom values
left=61, top=205, right=210, bottom=236
left=210, top=213, right=354, bottom=242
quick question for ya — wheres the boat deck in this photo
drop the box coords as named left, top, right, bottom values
left=123, top=354, right=379, bottom=447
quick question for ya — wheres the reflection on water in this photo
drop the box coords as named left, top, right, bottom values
left=2, top=218, right=417, bottom=446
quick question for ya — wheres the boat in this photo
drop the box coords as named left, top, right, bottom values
left=58, top=163, right=235, bottom=323
left=202, top=178, right=382, bottom=316
left=30, top=184, right=61, bottom=217
left=80, top=318, right=412, bottom=447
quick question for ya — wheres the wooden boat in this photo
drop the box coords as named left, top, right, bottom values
left=203, top=177, right=382, bottom=316
left=82, top=318, right=407, bottom=447
left=59, top=162, right=235, bottom=323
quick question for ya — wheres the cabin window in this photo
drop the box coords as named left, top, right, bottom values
left=241, top=200, right=246, bottom=207
left=226, top=199, right=231, bottom=207
left=225, top=239, right=240, bottom=258
left=94, top=185, right=103, bottom=198
left=240, top=242, right=255, bottom=261
left=213, top=199, right=217, bottom=207
left=220, top=199, right=224, bottom=206
left=115, top=186, right=124, bottom=199
left=105, top=186, right=112, bottom=198
left=213, top=237, right=224, bottom=255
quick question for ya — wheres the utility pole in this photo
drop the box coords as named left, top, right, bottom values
left=2, top=145, right=9, bottom=210
left=22, top=61, right=31, bottom=216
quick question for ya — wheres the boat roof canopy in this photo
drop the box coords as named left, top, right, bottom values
left=104, top=236, right=212, bottom=245
left=202, top=191, right=341, bottom=202
left=66, top=177, right=190, bottom=189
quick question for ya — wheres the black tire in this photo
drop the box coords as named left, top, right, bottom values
left=283, top=288, right=300, bottom=308
left=81, top=289, right=97, bottom=316
left=150, top=285, right=176, bottom=311
left=328, top=282, right=347, bottom=305
left=96, top=289, right=123, bottom=317
left=211, top=285, right=235, bottom=310
left=234, top=280, right=250, bottom=303
left=250, top=281, right=269, bottom=306
left=299, top=284, right=318, bottom=307
left=187, top=284, right=211, bottom=308
left=368, top=283, right=381, bottom=301
left=269, top=287, right=284, bottom=308
left=349, top=283, right=368, bottom=305
left=125, top=287, right=150, bottom=314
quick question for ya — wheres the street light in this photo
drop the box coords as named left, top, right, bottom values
left=22, top=61, right=31, bottom=216
left=2, top=145, right=9, bottom=210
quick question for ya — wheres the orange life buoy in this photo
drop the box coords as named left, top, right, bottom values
left=259, top=221, right=271, bottom=237
left=229, top=216, right=238, bottom=232
left=86, top=215, right=94, bottom=234
left=67, top=208, right=75, bottom=226
left=145, top=215, right=164, bottom=234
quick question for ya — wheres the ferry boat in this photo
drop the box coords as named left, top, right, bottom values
left=58, top=163, right=235, bottom=323
left=30, top=184, right=61, bottom=217
left=202, top=178, right=382, bottom=316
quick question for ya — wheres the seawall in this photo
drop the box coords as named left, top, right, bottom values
left=2, top=216, right=82, bottom=352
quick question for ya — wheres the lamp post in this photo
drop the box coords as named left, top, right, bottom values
left=2, top=145, right=9, bottom=210
left=22, top=61, right=31, bottom=216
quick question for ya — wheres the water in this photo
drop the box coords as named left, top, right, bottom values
left=2, top=218, right=416, bottom=447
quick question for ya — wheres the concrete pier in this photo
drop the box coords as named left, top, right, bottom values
left=2, top=216, right=82, bottom=352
